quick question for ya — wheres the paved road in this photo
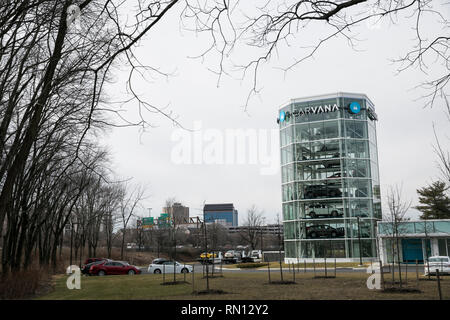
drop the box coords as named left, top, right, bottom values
left=139, top=263, right=428, bottom=275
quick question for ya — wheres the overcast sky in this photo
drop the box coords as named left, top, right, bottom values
left=101, top=3, right=449, bottom=224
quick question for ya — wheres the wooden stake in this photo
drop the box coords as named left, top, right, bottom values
left=313, top=258, right=316, bottom=277
left=192, top=264, right=195, bottom=293
left=293, top=263, right=296, bottom=282
left=436, top=269, right=443, bottom=300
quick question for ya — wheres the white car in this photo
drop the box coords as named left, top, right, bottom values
left=307, top=204, right=344, bottom=218
left=250, top=250, right=262, bottom=259
left=424, top=256, right=450, bottom=275
left=224, top=250, right=236, bottom=258
left=148, top=260, right=193, bottom=274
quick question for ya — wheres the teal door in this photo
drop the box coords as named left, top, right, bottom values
left=402, top=239, right=423, bottom=263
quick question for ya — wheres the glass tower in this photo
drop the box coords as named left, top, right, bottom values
left=278, top=93, right=381, bottom=262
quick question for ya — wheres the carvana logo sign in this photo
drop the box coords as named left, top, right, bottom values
left=349, top=102, right=361, bottom=114
left=279, top=110, right=286, bottom=122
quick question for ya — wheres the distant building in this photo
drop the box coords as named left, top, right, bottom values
left=204, top=203, right=238, bottom=227
left=163, top=202, right=189, bottom=225
left=378, top=219, right=450, bottom=264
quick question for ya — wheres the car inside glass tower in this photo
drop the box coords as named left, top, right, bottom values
left=279, top=93, right=382, bottom=262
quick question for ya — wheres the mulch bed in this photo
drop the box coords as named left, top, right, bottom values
left=194, top=289, right=228, bottom=295
left=161, top=281, right=189, bottom=285
left=382, top=287, right=422, bottom=293
left=268, top=280, right=297, bottom=285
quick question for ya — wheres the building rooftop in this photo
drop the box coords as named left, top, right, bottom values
left=378, top=219, right=450, bottom=236
left=204, top=203, right=236, bottom=211
left=278, top=92, right=375, bottom=110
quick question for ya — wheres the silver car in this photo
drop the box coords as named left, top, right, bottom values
left=148, top=260, right=193, bottom=274
left=307, top=204, right=343, bottom=218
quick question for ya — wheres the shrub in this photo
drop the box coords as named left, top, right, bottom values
left=0, top=268, right=51, bottom=300
left=236, top=262, right=267, bottom=269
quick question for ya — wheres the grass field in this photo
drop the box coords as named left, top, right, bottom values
left=38, top=271, right=450, bottom=300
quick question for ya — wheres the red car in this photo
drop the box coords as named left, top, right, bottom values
left=89, top=260, right=142, bottom=276
left=84, top=258, right=105, bottom=265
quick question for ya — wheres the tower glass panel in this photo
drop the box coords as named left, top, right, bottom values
left=278, top=93, right=381, bottom=261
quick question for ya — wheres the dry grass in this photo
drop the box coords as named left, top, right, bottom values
left=37, top=271, right=450, bottom=300
left=0, top=247, right=173, bottom=299
left=0, top=268, right=53, bottom=300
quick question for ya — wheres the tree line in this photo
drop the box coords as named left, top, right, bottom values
left=0, top=0, right=167, bottom=275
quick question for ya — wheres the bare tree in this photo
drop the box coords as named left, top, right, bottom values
left=433, top=97, right=450, bottom=185
left=153, top=227, right=170, bottom=258
left=240, top=205, right=265, bottom=250
left=102, top=185, right=122, bottom=259
left=0, top=1, right=184, bottom=256
left=276, top=212, right=285, bottom=282
left=183, top=1, right=449, bottom=108
left=384, top=184, right=411, bottom=288
left=207, top=222, right=228, bottom=251
left=119, top=183, right=147, bottom=260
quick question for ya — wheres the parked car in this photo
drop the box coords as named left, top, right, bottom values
left=424, top=256, right=450, bottom=275
left=83, top=257, right=105, bottom=265
left=148, top=260, right=193, bottom=274
left=224, top=250, right=236, bottom=258
left=319, top=144, right=339, bottom=152
left=198, top=252, right=223, bottom=264
left=323, top=159, right=340, bottom=168
left=306, top=225, right=345, bottom=238
left=353, top=205, right=369, bottom=217
left=200, top=252, right=218, bottom=259
left=81, top=259, right=110, bottom=275
left=307, top=204, right=343, bottom=218
left=304, top=185, right=342, bottom=199
left=224, top=250, right=242, bottom=259
left=250, top=250, right=262, bottom=261
left=126, top=242, right=137, bottom=249
left=327, top=172, right=342, bottom=179
left=89, top=260, right=141, bottom=276
left=223, top=250, right=242, bottom=264
left=151, top=258, right=170, bottom=265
